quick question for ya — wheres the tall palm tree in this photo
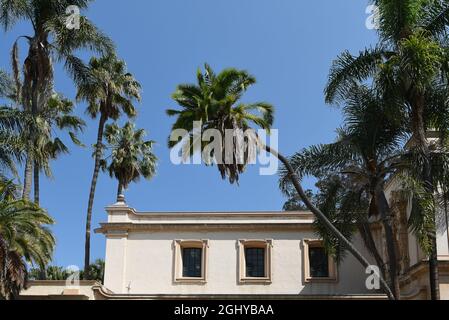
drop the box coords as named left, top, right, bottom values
left=103, top=122, right=157, bottom=201
left=0, top=178, right=55, bottom=299
left=1, top=0, right=114, bottom=204
left=324, top=0, right=449, bottom=299
left=31, top=94, right=85, bottom=205
left=76, top=54, right=141, bottom=274
left=167, top=64, right=395, bottom=299
left=0, top=70, right=84, bottom=204
left=280, top=84, right=407, bottom=299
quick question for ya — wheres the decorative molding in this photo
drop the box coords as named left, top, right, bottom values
left=95, top=223, right=314, bottom=235
left=91, top=285, right=388, bottom=300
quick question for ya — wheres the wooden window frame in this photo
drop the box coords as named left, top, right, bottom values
left=302, top=239, right=337, bottom=283
left=173, top=240, right=208, bottom=284
left=238, top=239, right=272, bottom=284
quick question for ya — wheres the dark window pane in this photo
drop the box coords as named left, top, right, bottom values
left=245, top=248, right=265, bottom=277
left=182, top=248, right=202, bottom=277
left=309, top=247, right=329, bottom=278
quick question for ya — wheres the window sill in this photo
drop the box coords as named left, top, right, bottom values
left=239, top=277, right=272, bottom=284
left=174, top=278, right=207, bottom=284
left=304, top=277, right=338, bottom=283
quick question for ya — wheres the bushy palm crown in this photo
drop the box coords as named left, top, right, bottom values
left=280, top=84, right=407, bottom=258
left=167, top=64, right=274, bottom=184
left=323, top=1, right=449, bottom=269
left=1, top=0, right=114, bottom=93
left=103, top=122, right=157, bottom=192
left=0, top=70, right=84, bottom=181
left=325, top=0, right=449, bottom=139
left=282, top=84, right=406, bottom=182
left=0, top=178, right=55, bottom=299
left=77, top=54, right=141, bottom=121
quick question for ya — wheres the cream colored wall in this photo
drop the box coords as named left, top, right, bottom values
left=103, top=228, right=374, bottom=296
left=441, top=276, right=449, bottom=300
left=436, top=206, right=449, bottom=257
left=20, top=281, right=97, bottom=300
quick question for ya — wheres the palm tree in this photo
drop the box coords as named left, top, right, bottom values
left=0, top=71, right=84, bottom=204
left=0, top=106, right=24, bottom=176
left=167, top=64, right=395, bottom=299
left=31, top=94, right=85, bottom=205
left=167, top=64, right=274, bottom=184
left=0, top=178, right=55, bottom=299
left=1, top=0, right=114, bottom=204
left=280, top=84, right=407, bottom=299
left=76, top=54, right=141, bottom=274
left=103, top=122, right=157, bottom=201
left=0, top=70, right=24, bottom=175
left=324, top=0, right=449, bottom=299
left=82, top=258, right=104, bottom=282
left=0, top=70, right=14, bottom=100
left=29, top=259, right=105, bottom=282
left=282, top=188, right=314, bottom=211
left=28, top=265, right=67, bottom=281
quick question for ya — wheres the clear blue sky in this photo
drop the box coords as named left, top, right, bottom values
left=0, top=0, right=378, bottom=268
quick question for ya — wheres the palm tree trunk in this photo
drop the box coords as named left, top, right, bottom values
left=412, top=96, right=440, bottom=300
left=84, top=114, right=107, bottom=275
left=34, top=161, right=39, bottom=205
left=33, top=162, right=46, bottom=279
left=375, top=187, right=401, bottom=300
left=444, top=194, right=449, bottom=252
left=428, top=219, right=440, bottom=300
left=264, top=144, right=395, bottom=300
left=117, top=183, right=123, bottom=201
left=22, top=152, right=33, bottom=201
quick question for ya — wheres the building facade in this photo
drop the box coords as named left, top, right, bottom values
left=20, top=179, right=449, bottom=300
left=95, top=201, right=380, bottom=299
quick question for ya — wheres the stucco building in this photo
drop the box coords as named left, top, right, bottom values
left=20, top=182, right=449, bottom=299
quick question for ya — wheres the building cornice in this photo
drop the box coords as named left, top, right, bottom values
left=105, top=204, right=314, bottom=220
left=91, top=285, right=387, bottom=300
left=95, top=222, right=315, bottom=235
left=100, top=202, right=316, bottom=233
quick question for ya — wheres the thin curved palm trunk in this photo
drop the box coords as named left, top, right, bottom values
left=84, top=114, right=107, bottom=275
left=265, top=144, right=395, bottom=300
